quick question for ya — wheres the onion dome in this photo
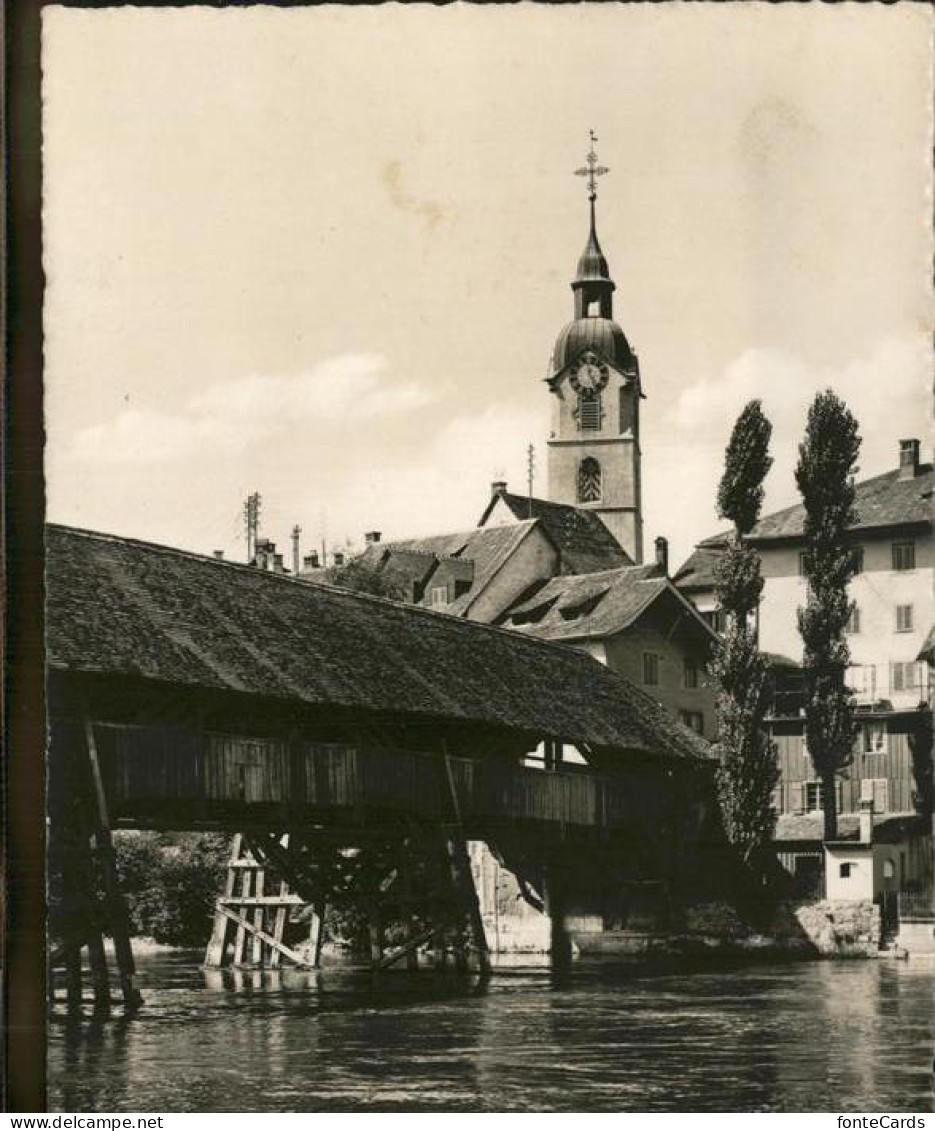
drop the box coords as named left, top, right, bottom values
left=546, top=134, right=641, bottom=388
left=550, top=316, right=634, bottom=378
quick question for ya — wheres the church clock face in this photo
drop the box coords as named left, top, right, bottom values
left=569, top=354, right=609, bottom=394
left=578, top=362, right=601, bottom=391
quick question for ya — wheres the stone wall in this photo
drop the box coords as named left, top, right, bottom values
left=780, top=900, right=880, bottom=957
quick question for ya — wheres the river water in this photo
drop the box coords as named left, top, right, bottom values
left=48, top=953, right=934, bottom=1112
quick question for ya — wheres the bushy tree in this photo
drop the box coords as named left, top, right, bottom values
left=710, top=400, right=780, bottom=870
left=114, top=832, right=229, bottom=947
left=326, top=555, right=409, bottom=601
left=795, top=390, right=861, bottom=841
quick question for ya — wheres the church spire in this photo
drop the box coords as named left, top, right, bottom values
left=572, top=131, right=615, bottom=318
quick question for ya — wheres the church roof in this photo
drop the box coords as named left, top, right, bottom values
left=575, top=223, right=613, bottom=285
left=500, top=564, right=717, bottom=647
left=549, top=317, right=634, bottom=382
left=479, top=491, right=633, bottom=574
left=46, top=523, right=711, bottom=761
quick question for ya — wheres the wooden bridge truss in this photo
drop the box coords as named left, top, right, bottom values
left=47, top=688, right=711, bottom=1015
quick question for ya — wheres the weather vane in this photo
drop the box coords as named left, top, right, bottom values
left=574, top=130, right=610, bottom=202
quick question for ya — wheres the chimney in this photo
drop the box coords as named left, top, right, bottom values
left=654, top=536, right=669, bottom=575
left=254, top=539, right=277, bottom=570
left=491, top=480, right=508, bottom=498
left=365, top=531, right=382, bottom=545
left=213, top=550, right=224, bottom=560
left=303, top=551, right=320, bottom=570
left=899, top=438, right=920, bottom=480
left=333, top=551, right=345, bottom=567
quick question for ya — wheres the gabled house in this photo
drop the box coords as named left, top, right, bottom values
left=353, top=519, right=562, bottom=623
left=499, top=554, right=719, bottom=740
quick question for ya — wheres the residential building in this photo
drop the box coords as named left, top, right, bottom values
left=349, top=519, right=562, bottom=623
left=675, top=438, right=934, bottom=890
left=498, top=541, right=717, bottom=740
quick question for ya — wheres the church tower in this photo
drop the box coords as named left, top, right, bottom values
left=545, top=134, right=644, bottom=563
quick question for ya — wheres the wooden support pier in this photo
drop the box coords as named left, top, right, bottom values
left=204, top=835, right=318, bottom=969
left=48, top=715, right=144, bottom=1017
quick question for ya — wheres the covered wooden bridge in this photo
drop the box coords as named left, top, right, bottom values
left=46, top=524, right=717, bottom=1008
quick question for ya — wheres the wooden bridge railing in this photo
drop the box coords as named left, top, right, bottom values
left=97, top=725, right=645, bottom=832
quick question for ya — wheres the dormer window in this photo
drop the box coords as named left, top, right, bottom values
left=558, top=589, right=609, bottom=621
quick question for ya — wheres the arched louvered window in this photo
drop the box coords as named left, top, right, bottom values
left=577, top=390, right=602, bottom=431
left=577, top=457, right=602, bottom=503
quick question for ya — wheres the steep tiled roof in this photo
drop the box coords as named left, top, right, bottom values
left=47, top=524, right=712, bottom=761
left=672, top=545, right=724, bottom=592
left=775, top=813, right=922, bottom=843
left=675, top=462, right=934, bottom=590
left=501, top=563, right=717, bottom=647
left=378, top=522, right=539, bottom=612
left=479, top=492, right=633, bottom=574
left=748, top=464, right=933, bottom=542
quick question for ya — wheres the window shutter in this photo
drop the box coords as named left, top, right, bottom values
left=578, top=391, right=602, bottom=430
left=872, top=778, right=888, bottom=814
left=835, top=779, right=843, bottom=813
left=794, top=783, right=806, bottom=815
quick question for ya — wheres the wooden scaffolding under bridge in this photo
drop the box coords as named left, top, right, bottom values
left=204, top=834, right=323, bottom=969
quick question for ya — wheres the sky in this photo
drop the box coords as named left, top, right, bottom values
left=43, top=3, right=933, bottom=569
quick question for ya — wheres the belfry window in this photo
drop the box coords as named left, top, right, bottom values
left=577, top=390, right=602, bottom=430
left=577, top=457, right=602, bottom=503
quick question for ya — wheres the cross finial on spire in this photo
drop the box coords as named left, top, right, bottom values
left=574, top=130, right=610, bottom=203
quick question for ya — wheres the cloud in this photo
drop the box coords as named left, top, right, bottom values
left=324, top=401, right=551, bottom=545
left=64, top=353, right=434, bottom=467
left=672, top=336, right=930, bottom=478
left=645, top=335, right=932, bottom=566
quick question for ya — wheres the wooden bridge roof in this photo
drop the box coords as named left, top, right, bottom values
left=45, top=525, right=711, bottom=762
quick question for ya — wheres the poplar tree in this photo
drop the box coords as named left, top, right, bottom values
left=795, top=390, right=861, bottom=842
left=710, top=400, right=779, bottom=870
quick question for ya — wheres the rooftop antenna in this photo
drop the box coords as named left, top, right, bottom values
left=526, top=443, right=536, bottom=518
left=291, top=524, right=302, bottom=575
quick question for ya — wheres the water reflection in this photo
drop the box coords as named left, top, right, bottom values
left=48, top=954, right=935, bottom=1112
